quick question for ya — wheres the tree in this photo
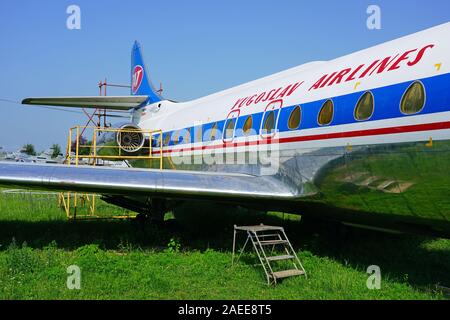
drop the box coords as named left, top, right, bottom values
left=22, top=144, right=36, bottom=156
left=71, top=136, right=92, bottom=155
left=79, top=140, right=93, bottom=155
left=51, top=144, right=62, bottom=158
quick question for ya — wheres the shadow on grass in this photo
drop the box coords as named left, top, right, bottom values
left=0, top=204, right=449, bottom=291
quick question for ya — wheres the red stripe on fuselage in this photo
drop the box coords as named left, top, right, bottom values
left=154, top=121, right=450, bottom=155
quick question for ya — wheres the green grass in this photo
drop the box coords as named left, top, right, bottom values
left=0, top=191, right=449, bottom=299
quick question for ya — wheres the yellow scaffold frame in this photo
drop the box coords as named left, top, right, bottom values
left=58, top=125, right=163, bottom=220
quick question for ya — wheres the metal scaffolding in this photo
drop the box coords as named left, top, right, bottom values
left=57, top=79, right=163, bottom=220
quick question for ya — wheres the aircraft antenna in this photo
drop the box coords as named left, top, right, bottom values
left=156, top=82, right=163, bottom=96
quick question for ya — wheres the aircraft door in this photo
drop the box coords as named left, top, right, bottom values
left=222, top=109, right=240, bottom=143
left=260, top=99, right=283, bottom=139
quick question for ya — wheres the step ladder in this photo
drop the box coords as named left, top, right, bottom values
left=232, top=224, right=307, bottom=285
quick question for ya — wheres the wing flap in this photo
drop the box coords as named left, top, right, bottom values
left=22, top=96, right=149, bottom=111
left=0, top=162, right=300, bottom=202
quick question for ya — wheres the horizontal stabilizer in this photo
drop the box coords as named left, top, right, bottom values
left=22, top=96, right=149, bottom=111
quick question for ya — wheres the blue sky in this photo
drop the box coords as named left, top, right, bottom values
left=1, top=0, right=450, bottom=151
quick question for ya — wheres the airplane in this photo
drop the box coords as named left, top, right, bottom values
left=1, top=22, right=450, bottom=238
left=4, top=149, right=35, bottom=163
left=32, top=148, right=64, bottom=164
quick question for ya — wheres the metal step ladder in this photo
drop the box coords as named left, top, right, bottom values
left=232, top=224, right=307, bottom=285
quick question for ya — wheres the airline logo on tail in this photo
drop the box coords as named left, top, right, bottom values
left=132, top=65, right=144, bottom=94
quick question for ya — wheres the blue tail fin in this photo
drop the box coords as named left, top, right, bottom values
left=131, top=41, right=162, bottom=104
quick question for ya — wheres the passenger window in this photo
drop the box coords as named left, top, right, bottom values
left=288, top=106, right=301, bottom=130
left=173, top=131, right=180, bottom=145
left=210, top=122, right=218, bottom=141
left=196, top=126, right=203, bottom=143
left=153, top=135, right=161, bottom=148
left=243, top=115, right=253, bottom=135
left=224, top=118, right=236, bottom=140
left=180, top=128, right=191, bottom=144
left=263, top=111, right=275, bottom=134
left=400, top=81, right=425, bottom=115
left=354, top=91, right=374, bottom=121
left=318, top=99, right=334, bottom=126
left=164, top=133, right=171, bottom=146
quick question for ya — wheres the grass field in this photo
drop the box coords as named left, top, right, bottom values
left=0, top=190, right=449, bottom=300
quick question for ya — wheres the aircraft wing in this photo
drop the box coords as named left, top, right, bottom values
left=0, top=162, right=301, bottom=202
left=22, top=96, right=149, bottom=111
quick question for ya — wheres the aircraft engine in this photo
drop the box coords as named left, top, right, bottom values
left=116, top=124, right=145, bottom=153
left=97, top=123, right=146, bottom=155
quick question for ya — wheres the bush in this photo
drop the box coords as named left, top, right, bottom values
left=5, top=239, right=42, bottom=275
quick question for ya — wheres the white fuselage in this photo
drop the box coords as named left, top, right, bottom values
left=123, top=22, right=450, bottom=236
left=134, top=22, right=450, bottom=155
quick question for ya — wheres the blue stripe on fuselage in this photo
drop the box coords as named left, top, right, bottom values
left=160, top=72, right=450, bottom=147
